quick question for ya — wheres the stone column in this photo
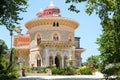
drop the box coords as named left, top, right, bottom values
left=45, top=47, right=49, bottom=67
left=53, top=56, right=55, bottom=65
left=47, top=56, right=49, bottom=66
left=79, top=54, right=82, bottom=66
left=43, top=56, right=45, bottom=67
left=53, top=47, right=56, bottom=66
left=68, top=49, right=72, bottom=59
left=61, top=55, right=64, bottom=68
left=68, top=49, right=72, bottom=65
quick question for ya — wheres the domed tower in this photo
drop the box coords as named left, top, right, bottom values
left=25, top=2, right=85, bottom=67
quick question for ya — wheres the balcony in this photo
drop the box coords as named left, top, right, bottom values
left=38, top=40, right=75, bottom=47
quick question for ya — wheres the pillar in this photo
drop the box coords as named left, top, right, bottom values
left=68, top=49, right=72, bottom=59
left=53, top=56, right=55, bottom=65
left=61, top=55, right=64, bottom=68
left=45, top=47, right=49, bottom=67
left=68, top=48, right=72, bottom=65
left=47, top=56, right=49, bottom=66
left=53, top=47, right=56, bottom=66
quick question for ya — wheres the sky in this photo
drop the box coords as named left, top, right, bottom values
left=0, top=0, right=102, bottom=62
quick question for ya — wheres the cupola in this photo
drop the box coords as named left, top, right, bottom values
left=36, top=1, right=61, bottom=17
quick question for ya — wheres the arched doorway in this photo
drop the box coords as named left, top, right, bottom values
left=55, top=55, right=61, bottom=67
left=36, top=53, right=41, bottom=67
left=55, top=56, right=59, bottom=67
left=37, top=57, right=41, bottom=67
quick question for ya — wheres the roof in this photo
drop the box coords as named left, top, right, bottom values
left=36, top=1, right=60, bottom=17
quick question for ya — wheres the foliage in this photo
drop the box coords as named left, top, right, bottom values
left=58, top=68, right=65, bottom=75
left=116, top=70, right=120, bottom=79
left=0, top=74, right=17, bottom=80
left=0, top=39, right=19, bottom=79
left=51, top=67, right=58, bottom=75
left=103, top=66, right=115, bottom=76
left=0, top=39, right=8, bottom=58
left=32, top=67, right=45, bottom=73
left=21, top=65, right=32, bottom=73
left=6, top=48, right=16, bottom=72
left=102, top=63, right=120, bottom=77
left=0, top=0, right=28, bottom=31
left=51, top=67, right=64, bottom=75
left=37, top=65, right=76, bottom=75
left=76, top=66, right=92, bottom=75
left=66, top=0, right=120, bottom=77
left=64, top=64, right=75, bottom=75
left=43, top=66, right=65, bottom=75
left=65, top=0, right=86, bottom=13
left=82, top=55, right=102, bottom=71
left=0, top=39, right=8, bottom=74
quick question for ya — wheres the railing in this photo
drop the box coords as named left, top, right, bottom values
left=38, top=40, right=75, bottom=47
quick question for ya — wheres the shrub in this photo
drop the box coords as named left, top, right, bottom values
left=103, top=67, right=114, bottom=76
left=57, top=68, right=64, bottom=75
left=21, top=65, right=32, bottom=73
left=103, top=66, right=119, bottom=76
left=64, top=64, right=75, bottom=75
left=0, top=74, right=18, bottom=80
left=37, top=67, right=46, bottom=73
left=76, top=66, right=92, bottom=75
left=51, top=67, right=58, bottom=75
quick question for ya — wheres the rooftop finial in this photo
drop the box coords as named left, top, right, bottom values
left=50, top=0, right=54, bottom=6
left=39, top=8, right=43, bottom=11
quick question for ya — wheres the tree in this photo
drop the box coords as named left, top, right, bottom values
left=0, top=39, right=8, bottom=55
left=0, top=39, right=19, bottom=79
left=0, top=39, right=8, bottom=64
left=66, top=0, right=120, bottom=64
left=0, top=39, right=8, bottom=74
left=0, top=0, right=28, bottom=31
left=0, top=1, right=28, bottom=69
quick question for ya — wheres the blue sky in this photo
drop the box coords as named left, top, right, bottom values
left=0, top=0, right=102, bottom=62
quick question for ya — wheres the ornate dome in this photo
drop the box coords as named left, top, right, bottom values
left=36, top=1, right=60, bottom=17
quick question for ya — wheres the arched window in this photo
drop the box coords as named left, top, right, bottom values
left=37, top=34, right=41, bottom=45
left=56, top=22, right=59, bottom=27
left=53, top=22, right=56, bottom=26
left=49, top=12, right=51, bottom=14
left=53, top=22, right=59, bottom=27
left=53, top=33, right=59, bottom=41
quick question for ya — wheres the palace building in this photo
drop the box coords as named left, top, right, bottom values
left=14, top=2, right=85, bottom=68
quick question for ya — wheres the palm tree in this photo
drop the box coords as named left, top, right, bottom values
left=8, top=26, right=22, bottom=64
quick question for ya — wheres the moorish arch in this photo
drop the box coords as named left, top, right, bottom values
left=49, top=52, right=54, bottom=66
left=52, top=31, right=61, bottom=41
left=35, top=52, right=42, bottom=67
left=49, top=56, right=53, bottom=66
left=64, top=55, right=68, bottom=66
left=34, top=32, right=42, bottom=45
left=55, top=52, right=62, bottom=67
